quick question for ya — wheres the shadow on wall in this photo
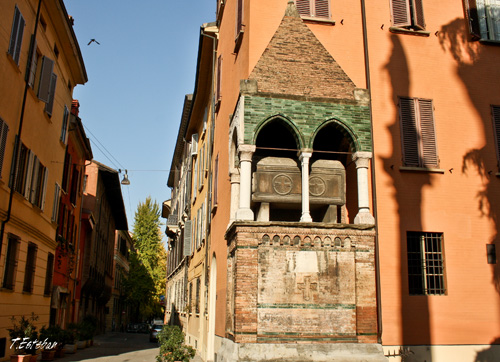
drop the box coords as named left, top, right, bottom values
left=438, top=17, right=500, bottom=361
left=383, top=33, right=433, bottom=353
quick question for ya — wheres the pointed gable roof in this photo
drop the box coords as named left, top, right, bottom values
left=248, top=0, right=356, bottom=101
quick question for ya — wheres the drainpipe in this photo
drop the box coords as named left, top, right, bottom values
left=360, top=0, right=383, bottom=343
left=0, top=0, right=43, bottom=258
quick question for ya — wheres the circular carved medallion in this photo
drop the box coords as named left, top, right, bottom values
left=309, top=176, right=326, bottom=196
left=272, top=174, right=293, bottom=195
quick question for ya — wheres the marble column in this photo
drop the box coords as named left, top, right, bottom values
left=229, top=168, right=240, bottom=224
left=235, top=144, right=256, bottom=221
left=299, top=150, right=313, bottom=222
left=352, top=151, right=375, bottom=224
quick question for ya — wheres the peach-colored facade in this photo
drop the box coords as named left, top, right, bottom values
left=0, top=0, right=87, bottom=359
left=167, top=0, right=500, bottom=360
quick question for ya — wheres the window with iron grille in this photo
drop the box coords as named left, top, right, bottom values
left=2, top=235, right=20, bottom=290
left=407, top=232, right=446, bottom=295
left=399, top=97, right=439, bottom=168
left=465, top=0, right=500, bottom=41
left=492, top=105, right=500, bottom=167
left=390, top=0, right=425, bottom=30
left=23, top=243, right=37, bottom=293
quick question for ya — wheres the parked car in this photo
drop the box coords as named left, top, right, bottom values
left=149, top=324, right=163, bottom=342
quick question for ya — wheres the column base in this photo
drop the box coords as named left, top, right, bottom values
left=354, top=211, right=375, bottom=224
left=300, top=212, right=312, bottom=222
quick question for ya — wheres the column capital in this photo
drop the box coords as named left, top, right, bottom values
left=238, top=144, right=256, bottom=162
left=229, top=168, right=240, bottom=183
left=352, top=151, right=372, bottom=169
left=298, top=149, right=313, bottom=161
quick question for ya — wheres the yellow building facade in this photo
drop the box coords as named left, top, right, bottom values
left=0, top=0, right=86, bottom=359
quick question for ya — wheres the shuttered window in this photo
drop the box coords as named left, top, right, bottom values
left=295, top=0, right=330, bottom=19
left=466, top=0, right=500, bottom=41
left=216, top=55, right=222, bottom=104
left=52, top=183, right=61, bottom=222
left=390, top=0, right=425, bottom=30
left=45, top=73, right=58, bottom=116
left=236, top=0, right=243, bottom=36
left=61, top=106, right=70, bottom=143
left=23, top=243, right=37, bottom=293
left=0, top=119, right=9, bottom=179
left=38, top=56, right=54, bottom=103
left=8, top=5, right=25, bottom=65
left=492, top=106, right=500, bottom=166
left=44, top=252, right=54, bottom=296
left=2, top=236, right=20, bottom=290
left=399, top=97, right=438, bottom=168
left=183, top=220, right=192, bottom=257
left=27, top=35, right=38, bottom=88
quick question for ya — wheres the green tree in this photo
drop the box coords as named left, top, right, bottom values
left=126, top=197, right=167, bottom=321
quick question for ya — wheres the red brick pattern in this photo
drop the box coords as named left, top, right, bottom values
left=248, top=12, right=357, bottom=100
left=226, top=222, right=378, bottom=344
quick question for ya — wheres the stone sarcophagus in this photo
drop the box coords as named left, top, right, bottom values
left=252, top=157, right=346, bottom=222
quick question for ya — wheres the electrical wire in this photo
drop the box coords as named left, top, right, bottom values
left=83, top=125, right=126, bottom=170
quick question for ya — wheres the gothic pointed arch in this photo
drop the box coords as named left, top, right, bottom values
left=311, top=119, right=359, bottom=165
left=253, top=116, right=303, bottom=160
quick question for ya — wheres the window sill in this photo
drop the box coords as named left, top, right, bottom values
left=389, top=27, right=430, bottom=37
left=479, top=39, right=500, bottom=46
left=301, top=16, right=335, bottom=25
left=399, top=166, right=445, bottom=173
left=234, top=30, right=244, bottom=53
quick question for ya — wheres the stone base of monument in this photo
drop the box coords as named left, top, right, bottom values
left=217, top=340, right=389, bottom=362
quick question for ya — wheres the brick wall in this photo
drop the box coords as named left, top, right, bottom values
left=226, top=222, right=378, bottom=344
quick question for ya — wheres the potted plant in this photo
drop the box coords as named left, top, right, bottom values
left=156, top=325, right=195, bottom=362
left=79, top=315, right=97, bottom=346
left=39, top=326, right=61, bottom=361
left=62, top=326, right=77, bottom=354
left=7, top=313, right=39, bottom=362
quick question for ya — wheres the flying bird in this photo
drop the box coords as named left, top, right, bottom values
left=87, top=39, right=100, bottom=45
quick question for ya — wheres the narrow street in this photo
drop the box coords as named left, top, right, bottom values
left=52, top=332, right=201, bottom=362
left=54, top=332, right=157, bottom=362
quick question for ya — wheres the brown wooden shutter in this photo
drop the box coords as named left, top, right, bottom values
left=411, top=0, right=425, bottom=30
left=9, top=6, right=25, bottom=65
left=465, top=0, right=482, bottom=40
left=315, top=0, right=330, bottom=18
left=0, top=120, right=9, bottom=179
left=391, top=0, right=411, bottom=27
left=296, top=0, right=311, bottom=17
left=184, top=220, right=192, bottom=257
left=236, top=0, right=243, bottom=35
left=38, top=56, right=54, bottom=103
left=418, top=99, right=438, bottom=167
left=216, top=55, right=222, bottom=102
left=45, top=73, right=58, bottom=116
left=399, top=97, right=420, bottom=167
left=492, top=106, right=500, bottom=165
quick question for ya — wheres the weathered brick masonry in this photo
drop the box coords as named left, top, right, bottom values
left=226, top=222, right=378, bottom=345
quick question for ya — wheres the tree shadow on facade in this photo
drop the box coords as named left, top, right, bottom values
left=438, top=17, right=500, bottom=361
left=383, top=34, right=433, bottom=357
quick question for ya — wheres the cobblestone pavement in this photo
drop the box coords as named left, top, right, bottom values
left=48, top=332, right=203, bottom=362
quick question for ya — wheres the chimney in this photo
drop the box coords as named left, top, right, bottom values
left=71, top=99, right=80, bottom=116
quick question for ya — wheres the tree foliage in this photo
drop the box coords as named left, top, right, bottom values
left=124, top=197, right=167, bottom=321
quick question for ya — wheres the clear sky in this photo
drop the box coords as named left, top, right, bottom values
left=64, top=1, right=215, bottom=232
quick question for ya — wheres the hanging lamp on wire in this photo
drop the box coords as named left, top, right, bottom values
left=119, top=169, right=131, bottom=185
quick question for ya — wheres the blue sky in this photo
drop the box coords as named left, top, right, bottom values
left=64, top=1, right=215, bottom=231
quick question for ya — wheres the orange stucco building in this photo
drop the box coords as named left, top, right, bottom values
left=166, top=0, right=500, bottom=361
left=0, top=0, right=87, bottom=359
